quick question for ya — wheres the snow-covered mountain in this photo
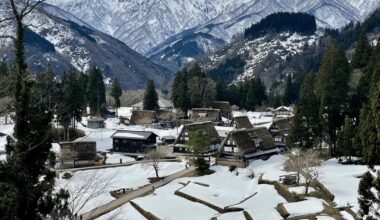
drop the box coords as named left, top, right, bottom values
left=47, top=0, right=380, bottom=58
left=0, top=4, right=171, bottom=89
left=197, top=31, right=323, bottom=89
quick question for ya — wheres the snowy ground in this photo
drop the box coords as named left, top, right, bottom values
left=55, top=161, right=186, bottom=215
left=95, top=155, right=370, bottom=220
left=96, top=156, right=288, bottom=220
left=319, top=159, right=369, bottom=211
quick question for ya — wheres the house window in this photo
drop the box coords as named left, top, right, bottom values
left=224, top=147, right=233, bottom=152
left=123, top=140, right=127, bottom=144
left=114, top=139, right=119, bottom=143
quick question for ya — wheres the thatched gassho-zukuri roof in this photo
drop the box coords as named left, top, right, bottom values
left=249, top=127, right=276, bottom=150
left=221, top=130, right=257, bottom=154
left=231, top=116, right=253, bottom=129
left=175, top=121, right=221, bottom=145
left=130, top=110, right=157, bottom=125
left=191, top=108, right=221, bottom=123
left=271, top=118, right=291, bottom=131
left=212, top=101, right=231, bottom=117
left=155, top=109, right=173, bottom=122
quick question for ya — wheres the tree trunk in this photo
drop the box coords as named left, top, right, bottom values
left=154, top=165, right=159, bottom=179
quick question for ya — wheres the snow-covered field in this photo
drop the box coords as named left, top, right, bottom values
left=319, top=159, right=369, bottom=211
left=95, top=155, right=371, bottom=220
left=55, top=161, right=186, bottom=215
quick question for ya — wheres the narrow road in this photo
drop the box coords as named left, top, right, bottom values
left=57, top=159, right=179, bottom=173
left=78, top=166, right=196, bottom=220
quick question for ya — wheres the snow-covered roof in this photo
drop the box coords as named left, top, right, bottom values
left=112, top=130, right=156, bottom=140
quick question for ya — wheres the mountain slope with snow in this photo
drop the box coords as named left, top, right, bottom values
left=47, top=0, right=380, bottom=58
left=0, top=5, right=171, bottom=89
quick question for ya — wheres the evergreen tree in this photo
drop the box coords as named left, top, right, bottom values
left=351, top=34, right=372, bottom=69
left=351, top=38, right=379, bottom=119
left=215, top=77, right=227, bottom=101
left=188, top=130, right=210, bottom=174
left=283, top=74, right=293, bottom=105
left=143, top=80, right=159, bottom=110
left=0, top=2, right=70, bottom=219
left=0, top=60, right=8, bottom=77
left=336, top=116, right=356, bottom=161
left=111, top=78, right=122, bottom=109
left=358, top=171, right=380, bottom=219
left=188, top=75, right=216, bottom=108
left=87, top=67, right=106, bottom=114
left=172, top=70, right=191, bottom=112
left=371, top=80, right=380, bottom=141
left=358, top=172, right=375, bottom=217
left=245, top=82, right=257, bottom=110
left=316, top=41, right=351, bottom=156
left=288, top=75, right=321, bottom=149
left=35, top=69, right=61, bottom=110
left=226, top=84, right=240, bottom=107
left=356, top=104, right=380, bottom=167
left=254, top=77, right=267, bottom=106
left=78, top=72, right=89, bottom=108
left=273, top=94, right=283, bottom=108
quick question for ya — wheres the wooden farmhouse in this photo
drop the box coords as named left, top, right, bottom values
left=217, top=127, right=285, bottom=167
left=112, top=130, right=157, bottom=153
left=272, top=106, right=294, bottom=118
left=58, top=141, right=102, bottom=168
left=174, top=121, right=221, bottom=154
left=191, top=108, right=222, bottom=124
left=87, top=117, right=105, bottom=129
left=212, top=101, right=231, bottom=119
left=230, top=116, right=254, bottom=129
left=130, top=110, right=157, bottom=125
left=269, top=118, right=291, bottom=147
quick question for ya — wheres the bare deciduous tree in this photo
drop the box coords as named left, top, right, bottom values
left=284, top=149, right=322, bottom=195
left=146, top=150, right=165, bottom=179
left=59, top=171, right=114, bottom=219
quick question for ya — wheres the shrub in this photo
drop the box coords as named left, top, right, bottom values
left=229, top=165, right=237, bottom=172
left=62, top=172, right=73, bottom=179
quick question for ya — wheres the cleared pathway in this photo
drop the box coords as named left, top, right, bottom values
left=78, top=166, right=196, bottom=220
left=57, top=159, right=179, bottom=173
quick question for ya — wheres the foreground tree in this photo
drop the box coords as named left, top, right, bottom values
left=143, top=80, right=159, bottom=110
left=188, top=130, right=210, bottom=174
left=358, top=172, right=380, bottom=219
left=0, top=1, right=70, bottom=219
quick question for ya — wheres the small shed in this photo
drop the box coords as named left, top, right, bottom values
left=191, top=108, right=222, bottom=124
left=212, top=101, right=231, bottom=119
left=112, top=130, right=157, bottom=153
left=230, top=116, right=254, bottom=129
left=59, top=141, right=97, bottom=168
left=130, top=110, right=157, bottom=125
left=87, top=117, right=105, bottom=129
